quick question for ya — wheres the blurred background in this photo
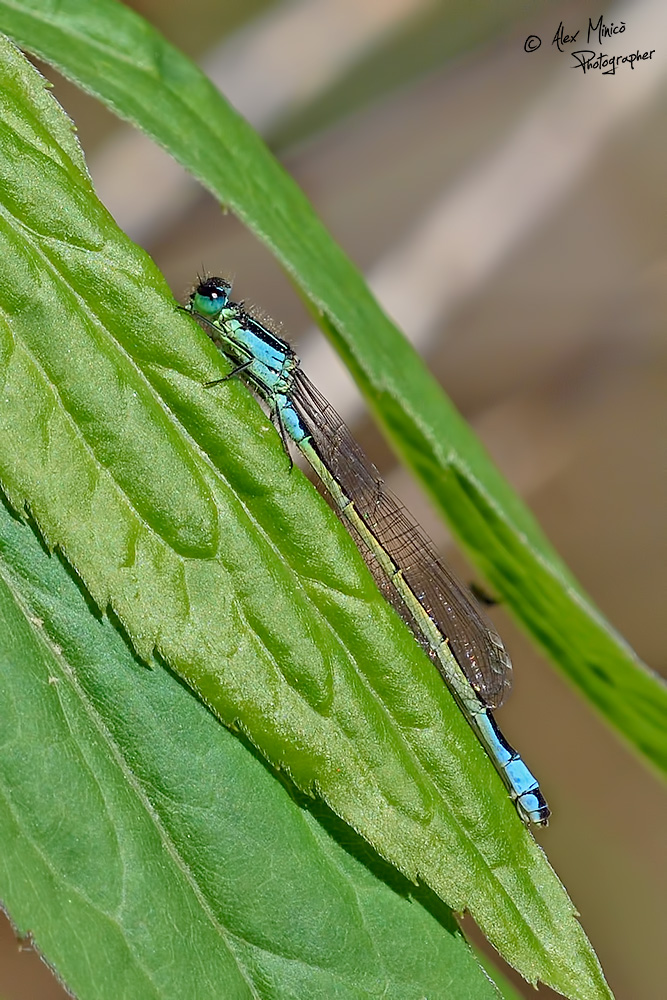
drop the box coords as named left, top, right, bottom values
left=2, top=0, right=665, bottom=997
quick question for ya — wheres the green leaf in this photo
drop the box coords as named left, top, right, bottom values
left=0, top=495, right=505, bottom=1000
left=0, top=34, right=612, bottom=999
left=0, top=0, right=662, bottom=782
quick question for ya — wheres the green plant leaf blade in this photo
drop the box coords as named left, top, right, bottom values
left=0, top=30, right=612, bottom=1000
left=0, top=0, right=662, bottom=781
left=0, top=495, right=506, bottom=1000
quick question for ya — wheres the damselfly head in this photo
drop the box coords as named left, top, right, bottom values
left=190, top=276, right=232, bottom=320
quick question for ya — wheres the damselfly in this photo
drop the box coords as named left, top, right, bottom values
left=186, top=277, right=549, bottom=826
